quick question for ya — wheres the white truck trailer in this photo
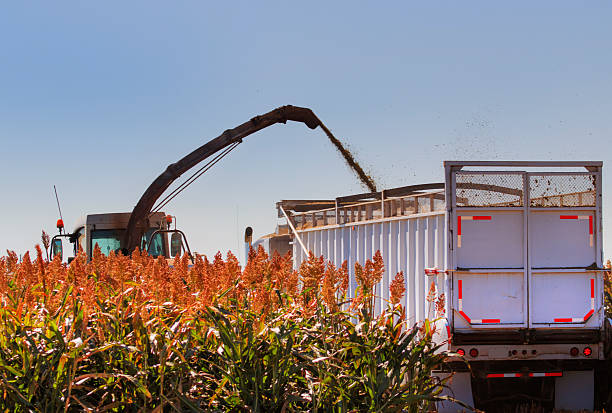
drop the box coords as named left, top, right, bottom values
left=263, top=161, right=610, bottom=411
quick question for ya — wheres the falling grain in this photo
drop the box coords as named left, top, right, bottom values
left=317, top=122, right=377, bottom=192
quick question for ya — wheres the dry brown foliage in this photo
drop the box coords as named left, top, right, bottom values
left=0, top=245, right=406, bottom=323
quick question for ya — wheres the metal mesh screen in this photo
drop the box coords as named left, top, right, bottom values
left=529, top=174, right=596, bottom=207
left=455, top=173, right=524, bottom=207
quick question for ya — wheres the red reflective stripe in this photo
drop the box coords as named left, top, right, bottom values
left=560, top=215, right=579, bottom=219
left=446, top=325, right=452, bottom=344
left=472, top=216, right=491, bottom=220
left=457, top=280, right=501, bottom=324
left=554, top=279, right=596, bottom=323
left=529, top=372, right=563, bottom=377
left=487, top=373, right=521, bottom=378
left=457, top=216, right=461, bottom=235
left=589, top=216, right=593, bottom=234
left=459, top=311, right=471, bottom=323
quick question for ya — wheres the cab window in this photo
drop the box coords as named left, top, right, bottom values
left=142, top=229, right=166, bottom=258
left=91, top=229, right=125, bottom=256
left=76, top=227, right=86, bottom=254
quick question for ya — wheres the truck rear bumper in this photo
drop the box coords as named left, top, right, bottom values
left=450, top=342, right=602, bottom=361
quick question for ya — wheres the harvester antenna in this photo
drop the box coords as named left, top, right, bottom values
left=53, top=185, right=65, bottom=234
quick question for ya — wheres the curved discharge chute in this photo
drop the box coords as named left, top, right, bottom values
left=124, top=105, right=376, bottom=252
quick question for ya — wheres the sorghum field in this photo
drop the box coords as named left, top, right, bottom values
left=0, top=245, right=451, bottom=412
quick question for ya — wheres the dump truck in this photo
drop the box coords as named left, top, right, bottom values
left=256, top=161, right=610, bottom=411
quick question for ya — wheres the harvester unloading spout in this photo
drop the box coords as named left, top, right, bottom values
left=124, top=105, right=376, bottom=253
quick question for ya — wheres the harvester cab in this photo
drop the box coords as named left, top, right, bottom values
left=50, top=212, right=192, bottom=262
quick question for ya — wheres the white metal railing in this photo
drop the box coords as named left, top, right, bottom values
left=287, top=189, right=445, bottom=230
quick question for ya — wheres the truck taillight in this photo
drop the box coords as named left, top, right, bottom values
left=469, top=348, right=479, bottom=358
left=456, top=348, right=465, bottom=356
left=583, top=347, right=592, bottom=357
left=570, top=347, right=579, bottom=357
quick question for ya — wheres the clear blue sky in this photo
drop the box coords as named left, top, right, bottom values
left=2, top=2, right=612, bottom=263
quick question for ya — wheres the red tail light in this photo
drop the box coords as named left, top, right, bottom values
left=456, top=348, right=465, bottom=356
left=570, top=347, right=579, bottom=357
left=469, top=348, right=479, bottom=358
left=583, top=347, right=592, bottom=357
